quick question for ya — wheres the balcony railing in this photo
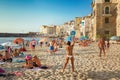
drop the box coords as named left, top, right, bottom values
left=102, top=13, right=112, bottom=16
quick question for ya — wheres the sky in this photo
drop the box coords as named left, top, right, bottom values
left=0, top=0, right=92, bottom=33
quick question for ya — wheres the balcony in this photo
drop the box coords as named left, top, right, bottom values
left=102, top=13, right=112, bottom=16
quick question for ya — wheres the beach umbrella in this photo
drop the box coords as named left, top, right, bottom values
left=80, top=37, right=85, bottom=40
left=80, top=36, right=88, bottom=40
left=110, top=36, right=120, bottom=41
left=83, top=36, right=89, bottom=39
left=13, top=38, right=24, bottom=44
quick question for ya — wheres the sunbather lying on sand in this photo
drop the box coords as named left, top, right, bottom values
left=22, top=55, right=33, bottom=69
left=32, top=55, right=41, bottom=67
left=22, top=55, right=41, bottom=69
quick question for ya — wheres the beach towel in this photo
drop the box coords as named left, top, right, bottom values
left=0, top=74, right=6, bottom=77
left=0, top=62, right=5, bottom=65
left=40, top=66, right=48, bottom=69
left=0, top=73, right=15, bottom=77
left=19, top=53, right=25, bottom=57
left=13, top=71, right=22, bottom=76
left=30, top=66, right=48, bottom=70
left=12, top=58, right=25, bottom=63
left=0, top=68, right=5, bottom=73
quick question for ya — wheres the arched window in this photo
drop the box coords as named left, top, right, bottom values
left=105, top=17, right=109, bottom=23
left=105, top=0, right=110, bottom=2
left=105, top=7, right=110, bottom=14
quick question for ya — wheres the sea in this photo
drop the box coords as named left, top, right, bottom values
left=0, top=37, right=40, bottom=44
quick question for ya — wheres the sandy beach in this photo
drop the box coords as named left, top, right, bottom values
left=0, top=42, right=120, bottom=80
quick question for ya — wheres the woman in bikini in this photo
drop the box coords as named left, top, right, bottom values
left=63, top=40, right=75, bottom=72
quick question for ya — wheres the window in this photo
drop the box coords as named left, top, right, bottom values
left=105, top=0, right=110, bottom=2
left=105, top=7, right=110, bottom=14
left=105, top=17, right=109, bottom=23
left=104, top=31, right=109, bottom=34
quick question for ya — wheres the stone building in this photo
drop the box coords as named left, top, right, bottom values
left=56, top=26, right=61, bottom=36
left=91, top=0, right=117, bottom=40
left=63, top=20, right=75, bottom=36
left=74, top=17, right=82, bottom=38
left=40, top=25, right=56, bottom=36
left=56, top=26, right=65, bottom=37
left=83, top=16, right=93, bottom=38
left=116, top=0, right=120, bottom=36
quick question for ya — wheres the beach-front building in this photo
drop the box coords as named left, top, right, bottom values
left=74, top=17, right=82, bottom=38
left=63, top=20, right=75, bottom=36
left=56, top=26, right=65, bottom=37
left=56, top=26, right=61, bottom=36
left=78, top=15, right=93, bottom=39
left=116, top=0, right=120, bottom=36
left=40, top=25, right=56, bottom=36
left=91, top=0, right=117, bottom=40
left=84, top=15, right=93, bottom=38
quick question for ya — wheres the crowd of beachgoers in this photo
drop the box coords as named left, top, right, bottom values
left=0, top=37, right=120, bottom=80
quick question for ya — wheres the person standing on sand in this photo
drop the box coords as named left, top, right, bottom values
left=32, top=39, right=36, bottom=51
left=40, top=41, right=43, bottom=48
left=106, top=39, right=110, bottom=50
left=98, top=37, right=106, bottom=57
left=30, top=41, right=33, bottom=51
left=47, top=40, right=54, bottom=54
left=63, top=40, right=75, bottom=72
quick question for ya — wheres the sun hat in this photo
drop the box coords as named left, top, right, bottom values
left=25, top=55, right=32, bottom=60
